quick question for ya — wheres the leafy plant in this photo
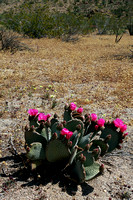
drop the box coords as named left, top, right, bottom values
left=24, top=102, right=128, bottom=184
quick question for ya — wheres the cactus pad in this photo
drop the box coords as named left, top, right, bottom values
left=65, top=119, right=84, bottom=136
left=90, top=139, right=109, bottom=156
left=46, top=138, right=71, bottom=162
left=63, top=110, right=72, bottom=122
left=25, top=127, right=47, bottom=147
left=77, top=150, right=95, bottom=167
left=26, top=142, right=45, bottom=160
left=85, top=162, right=101, bottom=181
left=68, top=160, right=86, bottom=184
left=100, top=126, right=122, bottom=152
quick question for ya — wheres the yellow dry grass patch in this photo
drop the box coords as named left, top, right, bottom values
left=0, top=34, right=132, bottom=110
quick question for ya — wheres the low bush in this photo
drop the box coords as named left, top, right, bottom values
left=0, top=27, right=29, bottom=53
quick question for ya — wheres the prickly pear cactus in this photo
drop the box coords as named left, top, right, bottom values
left=23, top=103, right=128, bottom=184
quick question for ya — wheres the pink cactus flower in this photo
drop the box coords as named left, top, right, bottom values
left=61, top=128, right=69, bottom=135
left=38, top=113, right=47, bottom=121
left=113, top=118, right=124, bottom=128
left=66, top=131, right=73, bottom=139
left=69, top=102, right=77, bottom=111
left=91, top=113, right=97, bottom=121
left=120, top=124, right=127, bottom=133
left=46, top=113, right=51, bottom=119
left=77, top=107, right=83, bottom=113
left=61, top=128, right=73, bottom=139
left=97, top=118, right=105, bottom=127
left=28, top=109, right=38, bottom=116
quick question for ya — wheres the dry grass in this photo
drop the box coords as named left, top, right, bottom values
left=0, top=34, right=132, bottom=113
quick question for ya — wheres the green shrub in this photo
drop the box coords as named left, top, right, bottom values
left=1, top=2, right=91, bottom=39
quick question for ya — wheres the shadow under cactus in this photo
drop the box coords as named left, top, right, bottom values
left=0, top=153, right=94, bottom=197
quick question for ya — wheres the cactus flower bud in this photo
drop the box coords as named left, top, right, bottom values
left=100, top=164, right=104, bottom=174
left=81, top=155, right=86, bottom=163
left=26, top=146, right=30, bottom=152
left=68, top=141, right=72, bottom=147
left=92, top=148, right=99, bottom=155
left=104, top=134, right=111, bottom=143
left=45, top=120, right=51, bottom=127
left=30, top=125, right=35, bottom=131
left=76, top=124, right=81, bottom=130
left=52, top=132, right=58, bottom=140
left=95, top=125, right=99, bottom=130
left=85, top=143, right=92, bottom=150
left=62, top=121, right=66, bottom=126
left=57, top=123, right=64, bottom=130
left=80, top=153, right=84, bottom=159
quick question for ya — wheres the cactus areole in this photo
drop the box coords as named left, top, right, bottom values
left=24, top=103, right=128, bottom=184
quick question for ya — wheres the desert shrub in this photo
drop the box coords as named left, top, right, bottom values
left=0, top=27, right=29, bottom=53
left=88, top=13, right=127, bottom=35
left=1, top=2, right=91, bottom=39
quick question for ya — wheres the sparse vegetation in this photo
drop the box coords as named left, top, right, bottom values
left=0, top=27, right=29, bottom=53
left=0, top=0, right=133, bottom=40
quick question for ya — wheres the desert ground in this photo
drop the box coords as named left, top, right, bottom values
left=0, top=34, right=133, bottom=199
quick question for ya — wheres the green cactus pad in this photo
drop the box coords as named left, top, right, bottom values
left=36, top=126, right=46, bottom=137
left=46, top=138, right=71, bottom=162
left=29, top=116, right=39, bottom=128
left=63, top=110, right=72, bottom=122
left=37, top=126, right=51, bottom=141
left=85, top=121, right=97, bottom=135
left=77, top=150, right=95, bottom=167
left=68, top=160, right=86, bottom=184
left=78, top=134, right=91, bottom=149
left=65, top=119, right=84, bottom=136
left=100, top=127, right=121, bottom=152
left=90, top=139, right=109, bottom=156
left=26, top=142, right=46, bottom=160
left=85, top=162, right=101, bottom=181
left=51, top=122, right=60, bottom=137
left=70, top=131, right=81, bottom=149
left=25, top=128, right=47, bottom=147
left=51, top=116, right=59, bottom=127
left=72, top=112, right=84, bottom=121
